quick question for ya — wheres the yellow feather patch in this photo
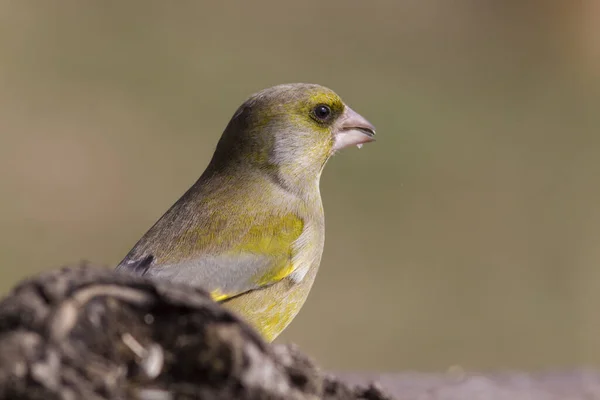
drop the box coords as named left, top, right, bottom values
left=234, top=215, right=303, bottom=287
left=307, top=91, right=344, bottom=112
left=211, top=289, right=229, bottom=302
left=233, top=215, right=303, bottom=254
left=203, top=214, right=304, bottom=302
left=255, top=263, right=296, bottom=286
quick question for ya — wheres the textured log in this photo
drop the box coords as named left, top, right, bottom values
left=0, top=264, right=390, bottom=400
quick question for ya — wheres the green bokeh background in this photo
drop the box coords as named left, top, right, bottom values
left=1, top=1, right=599, bottom=372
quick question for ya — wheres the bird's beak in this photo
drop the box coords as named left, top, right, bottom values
left=333, top=106, right=376, bottom=151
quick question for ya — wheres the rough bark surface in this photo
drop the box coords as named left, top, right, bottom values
left=0, top=264, right=390, bottom=400
left=0, top=264, right=599, bottom=399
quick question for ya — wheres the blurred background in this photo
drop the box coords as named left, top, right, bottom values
left=1, top=0, right=599, bottom=372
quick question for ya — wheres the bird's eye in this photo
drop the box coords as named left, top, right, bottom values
left=313, top=104, right=332, bottom=121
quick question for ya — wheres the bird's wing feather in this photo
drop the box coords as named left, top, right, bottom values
left=116, top=212, right=304, bottom=302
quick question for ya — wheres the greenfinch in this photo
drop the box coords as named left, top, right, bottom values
left=116, top=83, right=375, bottom=341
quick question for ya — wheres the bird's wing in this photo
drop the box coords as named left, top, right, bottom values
left=116, top=213, right=304, bottom=302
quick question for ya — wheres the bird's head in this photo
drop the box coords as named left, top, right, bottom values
left=207, top=83, right=376, bottom=194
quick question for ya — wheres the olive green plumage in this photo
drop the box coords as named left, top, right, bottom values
left=116, top=83, right=375, bottom=341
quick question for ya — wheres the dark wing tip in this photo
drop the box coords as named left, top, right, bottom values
left=117, top=254, right=155, bottom=276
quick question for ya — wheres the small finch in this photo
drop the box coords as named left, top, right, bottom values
left=117, top=83, right=376, bottom=341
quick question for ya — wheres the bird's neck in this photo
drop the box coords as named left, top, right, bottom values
left=276, top=170, right=322, bottom=201
left=195, top=163, right=324, bottom=220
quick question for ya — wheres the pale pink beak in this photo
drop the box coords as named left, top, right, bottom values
left=332, top=106, right=376, bottom=151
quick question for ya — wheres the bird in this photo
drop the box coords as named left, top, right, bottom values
left=116, top=83, right=376, bottom=341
